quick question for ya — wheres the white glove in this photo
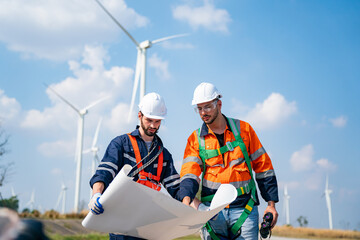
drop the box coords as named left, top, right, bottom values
left=88, top=193, right=104, bottom=215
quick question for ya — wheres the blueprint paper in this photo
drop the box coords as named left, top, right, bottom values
left=82, top=164, right=237, bottom=240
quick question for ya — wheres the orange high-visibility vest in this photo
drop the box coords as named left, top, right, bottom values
left=127, top=134, right=163, bottom=191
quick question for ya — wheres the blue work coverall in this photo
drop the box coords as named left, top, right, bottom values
left=90, top=127, right=181, bottom=240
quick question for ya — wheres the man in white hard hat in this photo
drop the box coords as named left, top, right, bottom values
left=179, top=82, right=279, bottom=240
left=88, top=92, right=181, bottom=240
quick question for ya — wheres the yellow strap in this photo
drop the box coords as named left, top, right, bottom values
left=217, top=148, right=221, bottom=155
left=245, top=204, right=252, bottom=212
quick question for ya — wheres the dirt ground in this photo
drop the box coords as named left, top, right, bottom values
left=40, top=219, right=104, bottom=236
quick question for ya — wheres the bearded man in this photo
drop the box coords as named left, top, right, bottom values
left=88, top=92, right=181, bottom=240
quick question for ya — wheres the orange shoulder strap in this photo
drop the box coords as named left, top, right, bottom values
left=127, top=134, right=142, bottom=167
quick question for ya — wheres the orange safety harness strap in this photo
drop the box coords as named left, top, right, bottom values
left=127, top=134, right=163, bottom=186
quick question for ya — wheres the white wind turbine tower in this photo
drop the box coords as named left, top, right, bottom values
left=26, top=190, right=35, bottom=212
left=284, top=185, right=290, bottom=225
left=46, top=84, right=109, bottom=213
left=55, top=182, right=68, bottom=214
left=94, top=0, right=188, bottom=121
left=324, top=175, right=333, bottom=229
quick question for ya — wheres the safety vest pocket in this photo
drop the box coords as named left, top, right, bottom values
left=205, top=155, right=224, bottom=168
left=231, top=163, right=251, bottom=181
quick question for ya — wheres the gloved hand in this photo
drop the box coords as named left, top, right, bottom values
left=198, top=203, right=218, bottom=220
left=88, top=193, right=104, bottom=215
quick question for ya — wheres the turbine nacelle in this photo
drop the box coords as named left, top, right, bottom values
left=91, top=146, right=99, bottom=154
left=140, top=40, right=152, bottom=49
left=79, top=109, right=88, bottom=115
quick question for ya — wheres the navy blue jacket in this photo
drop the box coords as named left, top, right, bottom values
left=90, top=127, right=181, bottom=200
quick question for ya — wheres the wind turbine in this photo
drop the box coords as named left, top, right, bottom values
left=84, top=118, right=102, bottom=176
left=45, top=84, right=109, bottom=213
left=94, top=0, right=188, bottom=121
left=55, top=182, right=68, bottom=214
left=26, top=190, right=35, bottom=212
left=284, top=185, right=290, bottom=225
left=324, top=175, right=333, bottom=229
left=84, top=118, right=102, bottom=198
left=11, top=186, right=16, bottom=197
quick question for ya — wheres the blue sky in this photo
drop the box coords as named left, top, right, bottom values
left=0, top=0, right=359, bottom=230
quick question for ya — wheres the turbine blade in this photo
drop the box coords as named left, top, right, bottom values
left=151, top=33, right=189, bottom=44
left=92, top=118, right=102, bottom=148
left=83, top=95, right=110, bottom=112
left=44, top=83, right=80, bottom=113
left=55, top=190, right=63, bottom=210
left=128, top=49, right=142, bottom=122
left=94, top=0, right=139, bottom=47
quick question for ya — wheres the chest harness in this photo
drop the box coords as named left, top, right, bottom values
left=127, top=134, right=163, bottom=191
left=197, top=118, right=257, bottom=240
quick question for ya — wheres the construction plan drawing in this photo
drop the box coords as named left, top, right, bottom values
left=82, top=164, right=237, bottom=240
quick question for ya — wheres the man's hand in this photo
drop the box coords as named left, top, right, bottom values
left=182, top=196, right=191, bottom=206
left=88, top=193, right=104, bottom=215
left=264, top=201, right=278, bottom=229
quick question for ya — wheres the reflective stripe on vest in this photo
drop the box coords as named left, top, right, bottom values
left=127, top=134, right=163, bottom=191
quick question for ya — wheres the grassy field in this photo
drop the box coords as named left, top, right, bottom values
left=273, top=225, right=360, bottom=240
left=46, top=224, right=360, bottom=240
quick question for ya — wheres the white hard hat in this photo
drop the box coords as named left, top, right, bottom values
left=138, top=92, right=167, bottom=119
left=192, top=82, right=222, bottom=105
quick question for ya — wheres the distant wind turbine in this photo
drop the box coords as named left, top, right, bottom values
left=284, top=185, right=290, bottom=225
left=26, top=190, right=35, bottom=212
left=11, top=186, right=16, bottom=197
left=55, top=182, right=68, bottom=214
left=324, top=175, right=333, bottom=229
left=45, top=84, right=109, bottom=213
left=94, top=0, right=188, bottom=121
left=84, top=118, right=102, bottom=176
left=84, top=118, right=102, bottom=198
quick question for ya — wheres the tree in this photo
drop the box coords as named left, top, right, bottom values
left=0, top=125, right=12, bottom=188
left=297, top=216, right=308, bottom=227
left=0, top=195, right=19, bottom=211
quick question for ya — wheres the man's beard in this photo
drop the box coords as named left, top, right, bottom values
left=140, top=119, right=159, bottom=136
left=202, top=108, right=219, bottom=125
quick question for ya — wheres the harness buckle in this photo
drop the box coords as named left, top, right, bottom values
left=226, top=141, right=234, bottom=151
left=138, top=175, right=147, bottom=181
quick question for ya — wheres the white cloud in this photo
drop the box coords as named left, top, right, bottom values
left=106, top=102, right=134, bottom=134
left=0, top=0, right=149, bottom=60
left=38, top=140, right=75, bottom=158
left=173, top=0, right=231, bottom=33
left=329, top=115, right=347, bottom=128
left=290, top=144, right=314, bottom=172
left=235, top=93, right=297, bottom=130
left=0, top=89, right=21, bottom=121
left=149, top=53, right=171, bottom=80
left=21, top=45, right=134, bottom=133
left=316, top=158, right=337, bottom=172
